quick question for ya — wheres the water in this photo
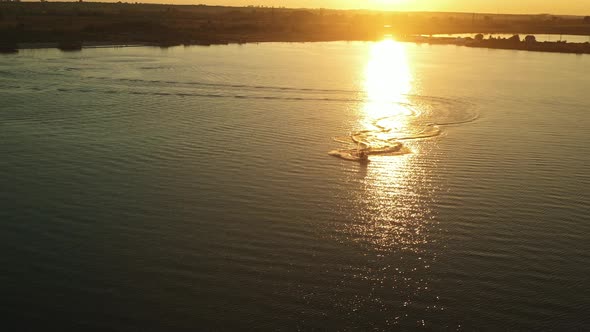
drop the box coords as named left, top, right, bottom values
left=1, top=41, right=589, bottom=330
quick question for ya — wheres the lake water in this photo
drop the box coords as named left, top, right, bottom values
left=1, top=41, right=589, bottom=330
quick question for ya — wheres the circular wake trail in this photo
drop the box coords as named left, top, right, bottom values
left=329, top=96, right=477, bottom=162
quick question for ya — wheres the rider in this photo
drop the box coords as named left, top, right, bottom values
left=359, top=150, right=368, bottom=160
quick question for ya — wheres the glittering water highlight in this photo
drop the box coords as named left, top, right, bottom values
left=329, top=96, right=477, bottom=161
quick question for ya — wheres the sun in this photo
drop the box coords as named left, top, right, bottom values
left=371, top=0, right=408, bottom=9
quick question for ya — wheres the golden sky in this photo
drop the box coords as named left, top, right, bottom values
left=158, top=0, right=590, bottom=15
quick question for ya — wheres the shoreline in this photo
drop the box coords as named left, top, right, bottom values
left=3, top=35, right=589, bottom=56
left=2, top=3, right=589, bottom=55
left=17, top=42, right=151, bottom=50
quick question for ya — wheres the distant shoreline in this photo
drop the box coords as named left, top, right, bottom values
left=1, top=3, right=589, bottom=54
left=12, top=42, right=148, bottom=50
left=3, top=35, right=589, bottom=56
left=404, top=35, right=590, bottom=55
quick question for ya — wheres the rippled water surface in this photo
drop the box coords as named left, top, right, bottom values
left=1, top=42, right=589, bottom=330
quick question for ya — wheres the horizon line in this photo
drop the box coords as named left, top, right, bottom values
left=15, top=1, right=590, bottom=17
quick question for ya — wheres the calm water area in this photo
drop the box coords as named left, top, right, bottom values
left=1, top=41, right=589, bottom=330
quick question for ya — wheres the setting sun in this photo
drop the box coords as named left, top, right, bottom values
left=371, top=0, right=408, bottom=9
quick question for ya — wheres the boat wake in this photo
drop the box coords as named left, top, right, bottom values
left=2, top=73, right=477, bottom=162
left=329, top=96, right=477, bottom=161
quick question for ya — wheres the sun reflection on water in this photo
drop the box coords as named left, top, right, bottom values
left=333, top=38, right=440, bottom=260
left=361, top=38, right=423, bottom=198
left=331, top=38, right=473, bottom=164
left=363, top=38, right=413, bottom=120
left=327, top=39, right=467, bottom=326
left=344, top=39, right=441, bottom=326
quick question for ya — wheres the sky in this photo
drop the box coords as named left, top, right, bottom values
left=156, top=0, right=590, bottom=15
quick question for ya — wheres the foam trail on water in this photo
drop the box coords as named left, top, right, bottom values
left=329, top=96, right=477, bottom=162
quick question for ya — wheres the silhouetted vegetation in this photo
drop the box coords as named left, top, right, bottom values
left=467, top=35, right=590, bottom=54
left=0, top=40, right=17, bottom=53
left=57, top=40, right=82, bottom=51
left=1, top=2, right=589, bottom=54
left=412, top=34, right=590, bottom=54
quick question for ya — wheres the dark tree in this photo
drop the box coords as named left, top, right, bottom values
left=508, top=34, right=520, bottom=43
